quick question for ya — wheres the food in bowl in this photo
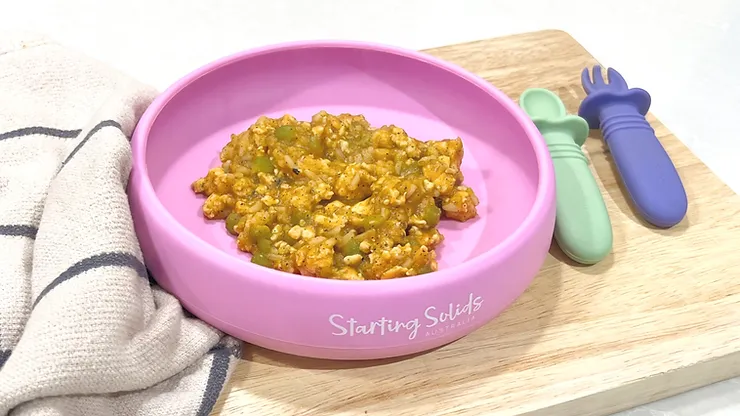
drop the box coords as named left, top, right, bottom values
left=191, top=110, right=480, bottom=280
left=129, top=41, right=556, bottom=360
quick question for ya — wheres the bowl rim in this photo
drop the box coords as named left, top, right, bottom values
left=131, top=39, right=554, bottom=294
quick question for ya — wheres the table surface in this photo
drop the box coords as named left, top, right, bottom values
left=4, top=1, right=739, bottom=415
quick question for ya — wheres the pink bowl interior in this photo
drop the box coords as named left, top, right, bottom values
left=145, top=45, right=540, bottom=269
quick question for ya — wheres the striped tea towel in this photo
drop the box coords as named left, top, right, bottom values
left=0, top=32, right=241, bottom=416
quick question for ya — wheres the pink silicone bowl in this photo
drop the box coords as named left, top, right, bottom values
left=128, top=41, right=556, bottom=360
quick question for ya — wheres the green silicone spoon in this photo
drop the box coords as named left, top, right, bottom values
left=519, top=88, right=613, bottom=264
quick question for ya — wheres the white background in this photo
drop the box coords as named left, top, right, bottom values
left=3, top=0, right=739, bottom=414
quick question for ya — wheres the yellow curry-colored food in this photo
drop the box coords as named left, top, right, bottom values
left=192, top=111, right=479, bottom=280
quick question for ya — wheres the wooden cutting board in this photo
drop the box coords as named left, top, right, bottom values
left=211, top=30, right=740, bottom=416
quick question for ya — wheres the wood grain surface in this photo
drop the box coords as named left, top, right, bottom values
left=211, top=30, right=740, bottom=416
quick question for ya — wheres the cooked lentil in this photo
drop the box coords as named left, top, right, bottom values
left=192, top=111, right=479, bottom=280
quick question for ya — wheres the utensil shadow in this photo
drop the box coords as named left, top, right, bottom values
left=548, top=239, right=614, bottom=274
left=212, top=263, right=563, bottom=415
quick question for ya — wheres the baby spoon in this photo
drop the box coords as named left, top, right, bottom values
left=520, top=88, right=613, bottom=265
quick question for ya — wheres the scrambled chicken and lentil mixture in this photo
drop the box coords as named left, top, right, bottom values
left=192, top=111, right=479, bottom=280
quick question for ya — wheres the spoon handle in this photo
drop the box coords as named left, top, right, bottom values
left=519, top=88, right=613, bottom=264
left=538, top=120, right=613, bottom=264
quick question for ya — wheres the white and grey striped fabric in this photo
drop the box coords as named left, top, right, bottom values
left=0, top=32, right=241, bottom=416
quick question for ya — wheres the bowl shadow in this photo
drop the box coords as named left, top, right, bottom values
left=212, top=263, right=564, bottom=415
left=587, top=130, right=689, bottom=237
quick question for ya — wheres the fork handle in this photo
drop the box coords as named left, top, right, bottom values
left=600, top=104, right=687, bottom=228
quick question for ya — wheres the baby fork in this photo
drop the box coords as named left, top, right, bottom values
left=578, top=65, right=687, bottom=228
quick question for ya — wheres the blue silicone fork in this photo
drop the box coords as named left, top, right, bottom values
left=579, top=66, right=687, bottom=228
